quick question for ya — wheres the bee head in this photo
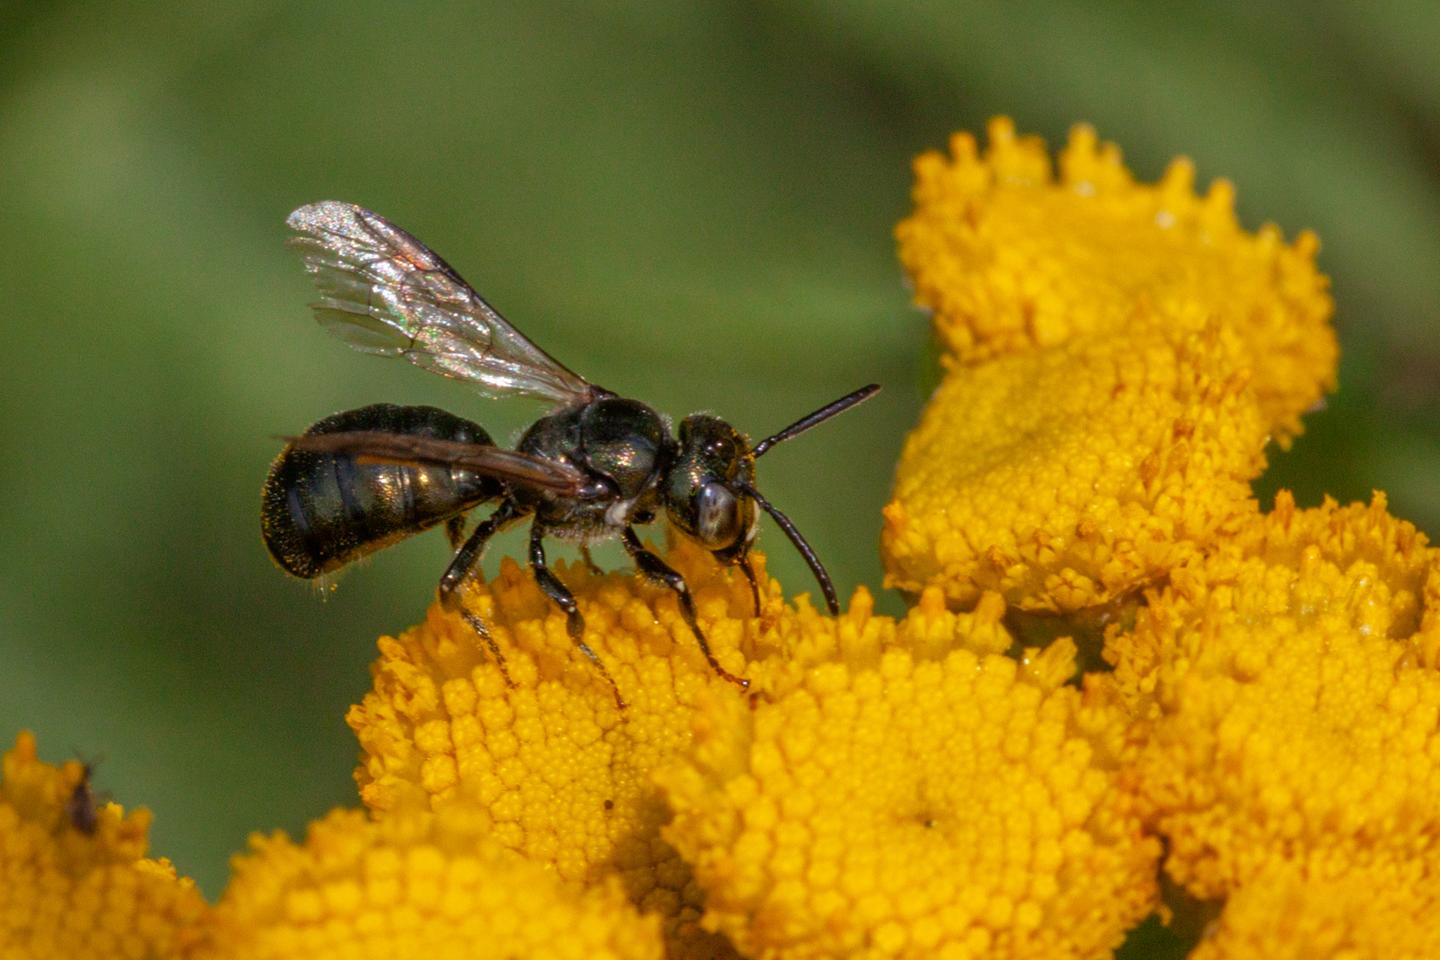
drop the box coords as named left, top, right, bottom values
left=661, top=385, right=879, bottom=616
left=664, top=415, right=757, bottom=555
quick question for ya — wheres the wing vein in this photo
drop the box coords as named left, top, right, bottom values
left=286, top=201, right=595, bottom=407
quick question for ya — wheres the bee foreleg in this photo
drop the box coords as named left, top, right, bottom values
left=621, top=528, right=749, bottom=690
left=738, top=553, right=761, bottom=617
left=579, top=543, right=604, bottom=577
left=530, top=524, right=625, bottom=710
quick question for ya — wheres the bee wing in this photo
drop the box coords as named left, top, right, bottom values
left=286, top=201, right=596, bottom=407
left=284, top=431, right=589, bottom=495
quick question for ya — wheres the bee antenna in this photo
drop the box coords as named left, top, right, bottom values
left=735, top=481, right=840, bottom=615
left=751, top=384, right=880, bottom=459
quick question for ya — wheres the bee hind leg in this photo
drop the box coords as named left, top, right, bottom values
left=438, top=501, right=521, bottom=686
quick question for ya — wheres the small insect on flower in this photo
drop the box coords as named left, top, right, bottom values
left=262, top=201, right=879, bottom=708
left=66, top=759, right=100, bottom=835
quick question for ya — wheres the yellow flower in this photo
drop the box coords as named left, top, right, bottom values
left=884, top=119, right=1339, bottom=615
left=657, top=608, right=1158, bottom=960
left=0, top=732, right=208, bottom=960
left=898, top=117, right=1335, bottom=440
left=1104, top=493, right=1440, bottom=904
left=1188, top=862, right=1440, bottom=960
left=883, top=318, right=1266, bottom=612
left=190, top=806, right=662, bottom=960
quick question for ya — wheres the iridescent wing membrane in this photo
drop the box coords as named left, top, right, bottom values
left=286, top=201, right=596, bottom=407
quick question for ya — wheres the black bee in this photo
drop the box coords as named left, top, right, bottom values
left=262, top=201, right=878, bottom=707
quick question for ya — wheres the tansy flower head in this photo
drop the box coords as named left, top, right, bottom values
left=656, top=607, right=1159, bottom=960
left=191, top=806, right=662, bottom=960
left=883, top=318, right=1266, bottom=613
left=1104, top=492, right=1440, bottom=906
left=898, top=118, right=1335, bottom=440
left=884, top=119, right=1340, bottom=617
left=0, top=732, right=208, bottom=959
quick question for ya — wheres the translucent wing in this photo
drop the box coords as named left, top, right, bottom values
left=284, top=431, right=589, bottom=495
left=286, top=201, right=595, bottom=407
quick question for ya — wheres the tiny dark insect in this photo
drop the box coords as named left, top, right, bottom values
left=66, top=760, right=100, bottom=835
left=262, top=201, right=879, bottom=708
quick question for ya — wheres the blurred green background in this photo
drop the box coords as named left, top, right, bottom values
left=1, top=0, right=1437, bottom=919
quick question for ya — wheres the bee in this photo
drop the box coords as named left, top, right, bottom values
left=262, top=201, right=878, bottom=707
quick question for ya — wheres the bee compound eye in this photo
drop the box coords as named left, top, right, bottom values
left=696, top=482, right=740, bottom=549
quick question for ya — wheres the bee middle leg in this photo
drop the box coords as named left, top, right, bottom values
left=530, top=524, right=625, bottom=710
left=438, top=500, right=521, bottom=685
left=621, top=527, right=750, bottom=689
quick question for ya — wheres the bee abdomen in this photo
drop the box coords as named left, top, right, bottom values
left=261, top=404, right=501, bottom=578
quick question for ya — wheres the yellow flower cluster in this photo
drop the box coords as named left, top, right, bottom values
left=0, top=732, right=207, bottom=959
left=0, top=732, right=665, bottom=960
left=347, top=545, right=767, bottom=956
left=6, top=118, right=1416, bottom=960
left=1102, top=492, right=1440, bottom=952
left=885, top=119, right=1336, bottom=613
left=346, top=543, right=1152, bottom=957
left=191, top=806, right=661, bottom=960
left=882, top=120, right=1440, bottom=957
